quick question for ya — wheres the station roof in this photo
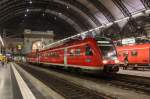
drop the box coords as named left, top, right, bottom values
left=0, top=0, right=149, bottom=39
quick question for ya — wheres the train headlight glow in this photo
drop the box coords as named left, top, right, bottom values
left=103, top=60, right=108, bottom=64
left=115, top=59, right=119, bottom=64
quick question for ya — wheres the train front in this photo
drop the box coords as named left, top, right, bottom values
left=96, top=37, right=119, bottom=73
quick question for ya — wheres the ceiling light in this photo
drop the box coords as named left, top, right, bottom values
left=29, top=1, right=32, bottom=4
left=106, top=22, right=113, bottom=27
left=0, top=35, right=4, bottom=46
left=145, top=9, right=150, bottom=14
left=67, top=6, right=69, bottom=9
left=132, top=12, right=143, bottom=18
left=42, top=13, right=45, bottom=16
left=114, top=17, right=129, bottom=23
left=26, top=9, right=29, bottom=12
left=58, top=13, right=62, bottom=15
left=25, top=14, right=27, bottom=17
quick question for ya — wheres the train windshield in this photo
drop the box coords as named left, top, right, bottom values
left=96, top=38, right=117, bottom=59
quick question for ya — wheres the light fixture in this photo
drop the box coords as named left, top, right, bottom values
left=67, top=6, right=69, bottom=9
left=25, top=14, right=27, bottom=17
left=0, top=35, right=4, bottom=46
left=114, top=17, right=129, bottom=23
left=132, top=12, right=143, bottom=18
left=145, top=9, right=150, bottom=14
left=29, top=0, right=32, bottom=4
left=26, top=9, right=29, bottom=12
left=58, top=13, right=62, bottom=15
left=42, top=13, right=45, bottom=16
left=106, top=22, right=113, bottom=27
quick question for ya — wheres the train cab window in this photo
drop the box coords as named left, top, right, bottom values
left=131, top=50, right=138, bottom=56
left=85, top=44, right=93, bottom=56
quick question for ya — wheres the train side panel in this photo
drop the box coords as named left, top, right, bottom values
left=117, top=44, right=150, bottom=65
left=39, top=49, right=64, bottom=64
left=66, top=40, right=103, bottom=68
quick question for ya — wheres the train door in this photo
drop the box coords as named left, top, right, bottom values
left=132, top=48, right=149, bottom=65
left=149, top=47, right=150, bottom=65
left=64, top=48, right=67, bottom=65
left=67, top=45, right=86, bottom=66
left=130, top=50, right=138, bottom=64
left=131, top=49, right=149, bottom=65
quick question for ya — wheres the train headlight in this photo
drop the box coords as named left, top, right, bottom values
left=115, top=59, right=119, bottom=64
left=103, top=60, right=108, bottom=64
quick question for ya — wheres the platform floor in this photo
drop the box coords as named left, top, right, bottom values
left=0, top=63, right=13, bottom=99
left=1, top=62, right=150, bottom=99
left=0, top=62, right=36, bottom=99
left=118, top=68, right=150, bottom=77
left=0, top=62, right=58, bottom=99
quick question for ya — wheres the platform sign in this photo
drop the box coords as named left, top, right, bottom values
left=122, top=38, right=135, bottom=45
left=17, top=45, right=22, bottom=50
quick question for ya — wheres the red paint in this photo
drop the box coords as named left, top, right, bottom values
left=117, top=43, right=150, bottom=65
left=27, top=37, right=119, bottom=73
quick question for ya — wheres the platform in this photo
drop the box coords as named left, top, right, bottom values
left=0, top=63, right=13, bottom=99
left=0, top=62, right=64, bottom=99
left=118, top=68, right=150, bottom=78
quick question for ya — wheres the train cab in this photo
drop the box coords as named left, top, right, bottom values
left=95, top=37, right=119, bottom=72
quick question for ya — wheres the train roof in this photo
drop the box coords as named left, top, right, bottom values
left=116, top=43, right=150, bottom=50
left=39, top=37, right=96, bottom=52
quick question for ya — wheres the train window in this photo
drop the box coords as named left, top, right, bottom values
left=76, top=49, right=81, bottom=55
left=55, top=52, right=60, bottom=57
left=50, top=52, right=52, bottom=57
left=131, top=50, right=138, bottom=56
left=85, top=44, right=93, bottom=56
left=70, top=49, right=75, bottom=56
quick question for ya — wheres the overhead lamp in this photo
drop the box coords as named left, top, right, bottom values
left=89, top=29, right=94, bottom=32
left=58, top=13, right=62, bottom=15
left=25, top=14, right=27, bottom=17
left=132, top=12, right=144, bottom=18
left=106, top=22, right=113, bottom=27
left=114, top=17, right=129, bottom=23
left=67, top=6, right=69, bottom=9
left=0, top=35, right=4, bottom=46
left=42, top=13, right=45, bottom=16
left=29, top=0, right=32, bottom=4
left=145, top=9, right=150, bottom=14
left=26, top=9, right=29, bottom=12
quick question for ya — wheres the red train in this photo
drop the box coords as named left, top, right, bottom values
left=116, top=38, right=150, bottom=69
left=27, top=37, right=119, bottom=73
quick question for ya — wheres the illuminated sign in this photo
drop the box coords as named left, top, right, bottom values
left=17, top=45, right=22, bottom=50
left=97, top=41, right=110, bottom=44
left=122, top=38, right=135, bottom=45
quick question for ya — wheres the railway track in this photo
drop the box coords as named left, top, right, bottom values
left=110, top=74, right=150, bottom=94
left=17, top=63, right=113, bottom=99
left=31, top=63, right=150, bottom=94
left=18, top=63, right=150, bottom=97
